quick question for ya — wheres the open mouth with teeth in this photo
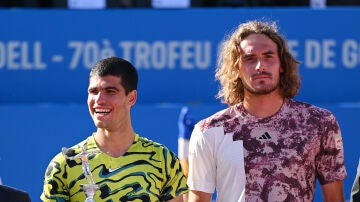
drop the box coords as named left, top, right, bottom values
left=94, top=108, right=111, bottom=114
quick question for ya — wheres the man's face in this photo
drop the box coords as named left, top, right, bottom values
left=238, top=33, right=283, bottom=96
left=87, top=75, right=136, bottom=130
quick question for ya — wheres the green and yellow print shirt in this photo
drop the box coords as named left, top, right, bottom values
left=41, top=134, right=189, bottom=201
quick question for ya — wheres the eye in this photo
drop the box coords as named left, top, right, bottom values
left=242, top=55, right=257, bottom=63
left=106, top=89, right=117, bottom=95
left=88, top=89, right=96, bottom=94
left=263, top=54, right=278, bottom=63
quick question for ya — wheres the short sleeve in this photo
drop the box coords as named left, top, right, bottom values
left=40, top=153, right=69, bottom=202
left=160, top=147, right=189, bottom=201
left=187, top=124, right=216, bottom=193
left=316, top=113, right=347, bottom=184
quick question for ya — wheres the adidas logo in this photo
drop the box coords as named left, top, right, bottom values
left=259, top=132, right=271, bottom=139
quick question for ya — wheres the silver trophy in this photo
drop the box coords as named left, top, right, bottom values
left=62, top=144, right=101, bottom=202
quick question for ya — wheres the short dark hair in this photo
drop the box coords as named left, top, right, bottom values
left=90, top=57, right=138, bottom=95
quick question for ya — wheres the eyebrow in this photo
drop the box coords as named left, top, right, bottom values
left=88, top=86, right=119, bottom=92
left=241, top=50, right=276, bottom=59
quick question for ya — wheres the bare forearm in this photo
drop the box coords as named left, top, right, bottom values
left=321, top=180, right=345, bottom=202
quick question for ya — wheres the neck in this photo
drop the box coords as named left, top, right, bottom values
left=94, top=127, right=135, bottom=157
left=243, top=91, right=284, bottom=118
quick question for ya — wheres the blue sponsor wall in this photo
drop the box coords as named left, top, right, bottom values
left=0, top=8, right=359, bottom=201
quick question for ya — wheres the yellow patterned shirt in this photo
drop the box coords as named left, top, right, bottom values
left=41, top=134, right=189, bottom=201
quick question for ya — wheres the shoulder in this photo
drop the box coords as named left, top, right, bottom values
left=134, top=135, right=179, bottom=164
left=285, top=99, right=340, bottom=133
left=287, top=99, right=335, bottom=118
left=136, top=135, right=164, bottom=147
left=197, top=105, right=238, bottom=131
left=136, top=135, right=173, bottom=153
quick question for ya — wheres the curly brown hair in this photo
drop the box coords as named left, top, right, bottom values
left=215, top=20, right=301, bottom=106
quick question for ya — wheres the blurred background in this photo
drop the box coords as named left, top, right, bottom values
left=0, top=0, right=359, bottom=201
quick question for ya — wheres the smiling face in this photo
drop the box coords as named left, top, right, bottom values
left=239, top=33, right=283, bottom=96
left=87, top=75, right=136, bottom=131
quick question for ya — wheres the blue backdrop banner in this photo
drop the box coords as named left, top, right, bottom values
left=0, top=8, right=359, bottom=104
left=0, top=8, right=359, bottom=202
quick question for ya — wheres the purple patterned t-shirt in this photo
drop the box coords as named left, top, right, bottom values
left=189, top=99, right=347, bottom=201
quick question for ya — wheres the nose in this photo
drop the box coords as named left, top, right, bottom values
left=94, top=92, right=106, bottom=103
left=255, top=56, right=265, bottom=73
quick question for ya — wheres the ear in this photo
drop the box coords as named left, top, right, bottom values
left=127, top=90, right=137, bottom=106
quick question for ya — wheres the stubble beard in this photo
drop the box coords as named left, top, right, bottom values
left=244, top=80, right=279, bottom=95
